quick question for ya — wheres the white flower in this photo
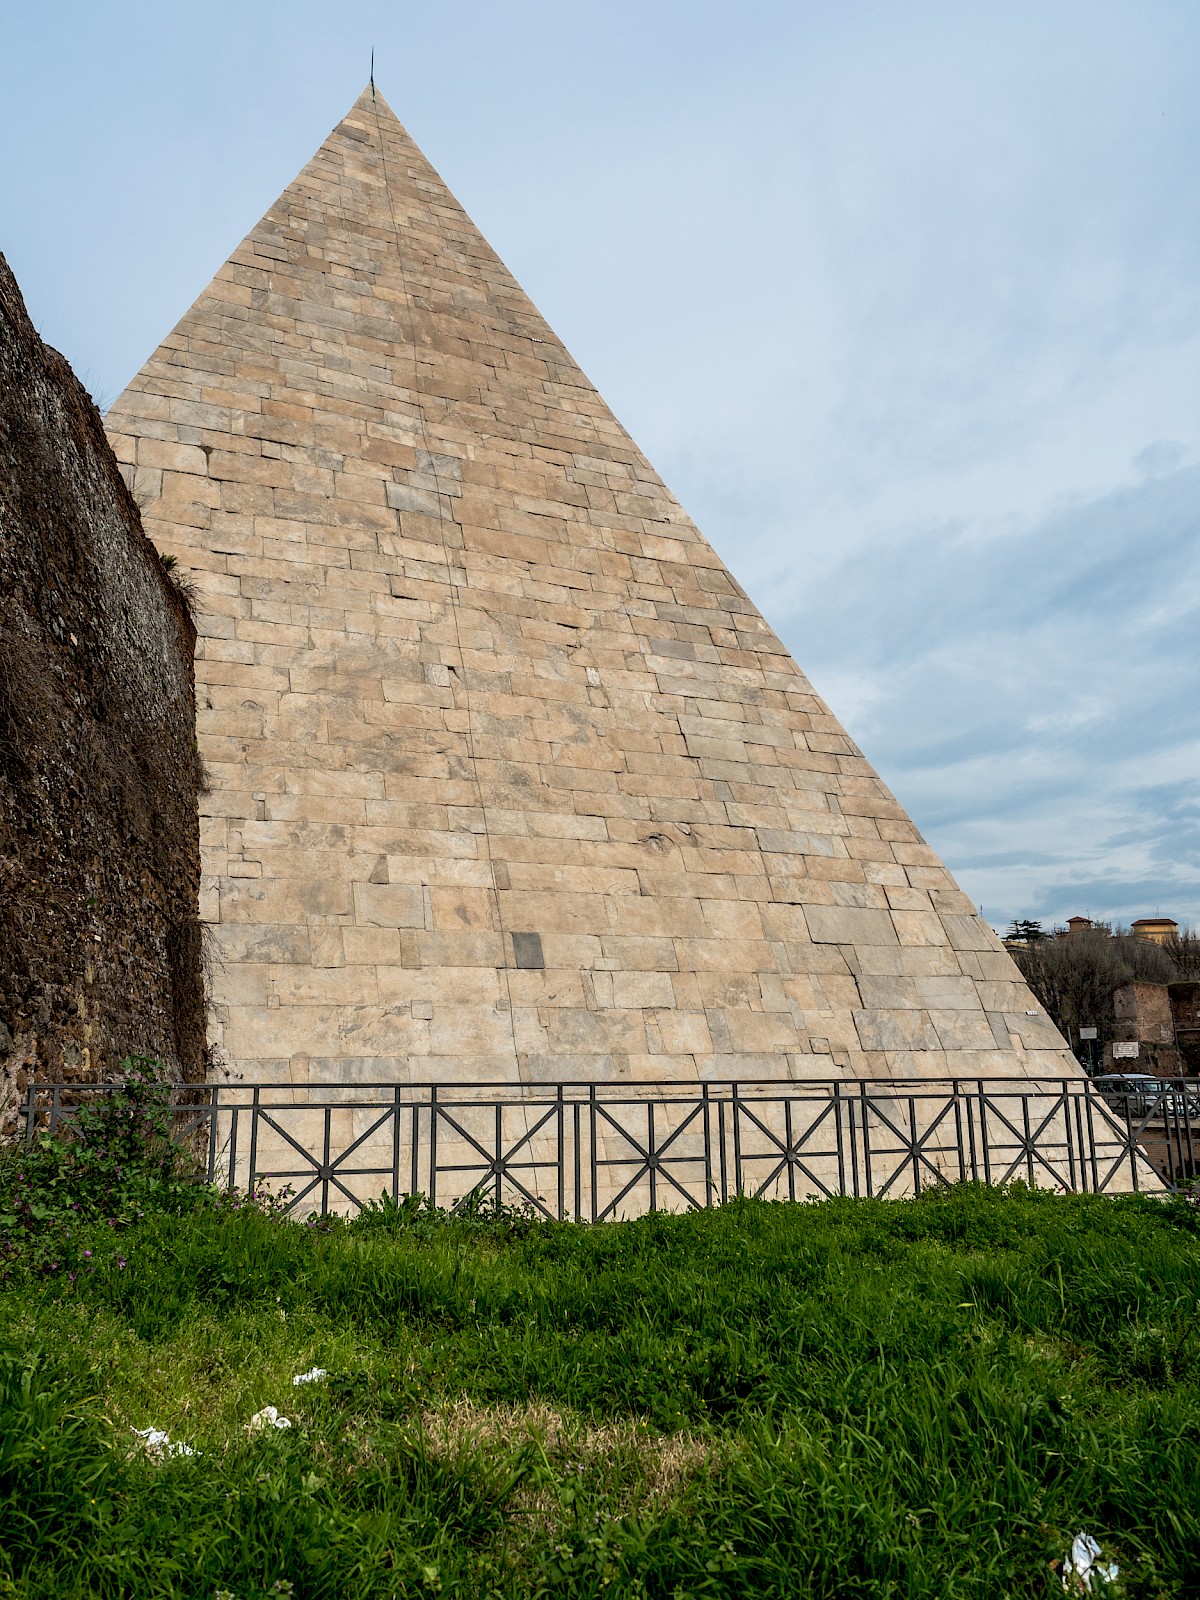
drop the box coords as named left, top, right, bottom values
left=247, top=1406, right=292, bottom=1432
left=291, top=1368, right=328, bottom=1386
left=132, top=1426, right=196, bottom=1459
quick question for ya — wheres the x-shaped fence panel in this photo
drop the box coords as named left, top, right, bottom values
left=19, top=1075, right=1186, bottom=1216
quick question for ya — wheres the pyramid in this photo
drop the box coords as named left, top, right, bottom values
left=104, top=87, right=1075, bottom=1090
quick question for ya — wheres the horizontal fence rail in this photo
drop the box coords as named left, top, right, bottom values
left=19, top=1076, right=1197, bottom=1218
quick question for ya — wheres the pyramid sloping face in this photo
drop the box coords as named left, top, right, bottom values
left=104, top=88, right=1073, bottom=1086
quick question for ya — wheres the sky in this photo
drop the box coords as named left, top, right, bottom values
left=3, top=0, right=1199, bottom=933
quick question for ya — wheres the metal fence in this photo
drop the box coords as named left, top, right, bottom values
left=20, top=1074, right=1197, bottom=1217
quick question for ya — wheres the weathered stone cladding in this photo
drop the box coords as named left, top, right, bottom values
left=104, top=87, right=1076, bottom=1089
left=0, top=252, right=203, bottom=1114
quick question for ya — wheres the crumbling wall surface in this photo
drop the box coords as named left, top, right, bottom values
left=1169, top=982, right=1200, bottom=1077
left=1109, top=982, right=1181, bottom=1077
left=0, top=251, right=203, bottom=1119
left=1112, top=982, right=1176, bottom=1046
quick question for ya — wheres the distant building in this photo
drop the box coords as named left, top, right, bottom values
left=1053, top=914, right=1178, bottom=944
left=1005, top=912, right=1197, bottom=1076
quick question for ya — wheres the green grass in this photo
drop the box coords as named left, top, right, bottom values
left=2, top=1185, right=1199, bottom=1598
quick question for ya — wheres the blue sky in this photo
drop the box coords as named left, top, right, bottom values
left=3, top=1, right=1198, bottom=932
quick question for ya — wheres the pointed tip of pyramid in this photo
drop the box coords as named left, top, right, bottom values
left=349, top=80, right=402, bottom=126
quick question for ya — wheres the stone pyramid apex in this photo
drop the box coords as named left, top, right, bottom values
left=103, top=88, right=1076, bottom=1091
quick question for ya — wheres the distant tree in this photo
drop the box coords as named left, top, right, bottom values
left=1164, top=927, right=1200, bottom=980
left=1006, top=918, right=1046, bottom=944
left=1010, top=923, right=1178, bottom=1062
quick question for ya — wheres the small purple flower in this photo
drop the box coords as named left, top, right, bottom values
left=83, top=1250, right=92, bottom=1259
left=117, top=1257, right=127, bottom=1269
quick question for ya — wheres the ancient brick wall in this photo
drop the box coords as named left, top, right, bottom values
left=1169, top=982, right=1200, bottom=1076
left=1112, top=982, right=1176, bottom=1046
left=1108, top=982, right=1182, bottom=1077
left=0, top=252, right=203, bottom=1119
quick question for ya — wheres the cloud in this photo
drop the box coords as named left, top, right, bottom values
left=772, top=463, right=1200, bottom=928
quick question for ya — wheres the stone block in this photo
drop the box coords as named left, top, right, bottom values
left=805, top=906, right=898, bottom=947
left=351, top=882, right=425, bottom=928
left=853, top=1010, right=942, bottom=1052
left=138, top=438, right=209, bottom=474
left=928, top=1010, right=998, bottom=1051
left=654, top=1011, right=712, bottom=1054
left=891, top=910, right=949, bottom=947
left=611, top=971, right=675, bottom=1010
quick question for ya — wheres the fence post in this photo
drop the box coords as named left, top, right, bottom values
left=1082, top=1084, right=1101, bottom=1192
left=978, top=1081, right=991, bottom=1186
left=703, top=1084, right=714, bottom=1208
left=718, top=1090, right=728, bottom=1205
left=206, top=1085, right=220, bottom=1184
left=228, top=1106, right=239, bottom=1193
left=248, top=1085, right=260, bottom=1193
left=1183, top=1091, right=1196, bottom=1189
left=1072, top=1090, right=1087, bottom=1193
left=909, top=1095, right=921, bottom=1194
left=392, top=1085, right=402, bottom=1204
left=1122, top=1093, right=1139, bottom=1193
left=732, top=1083, right=743, bottom=1197
left=1022, top=1094, right=1034, bottom=1187
left=860, top=1082, right=874, bottom=1199
left=1172, top=1093, right=1185, bottom=1190
left=1062, top=1084, right=1077, bottom=1192
left=785, top=1096, right=796, bottom=1203
left=647, top=1100, right=657, bottom=1214
left=22, top=1080, right=36, bottom=1147
left=589, top=1084, right=597, bottom=1223
left=573, top=1097, right=582, bottom=1221
left=553, top=1086, right=563, bottom=1222
left=429, top=1086, right=439, bottom=1210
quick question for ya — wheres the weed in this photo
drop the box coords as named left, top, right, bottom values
left=158, top=552, right=201, bottom=616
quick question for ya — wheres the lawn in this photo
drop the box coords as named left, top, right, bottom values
left=3, top=1165, right=1200, bottom=1599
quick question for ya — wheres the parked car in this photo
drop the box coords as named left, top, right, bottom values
left=1092, top=1073, right=1200, bottom=1119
